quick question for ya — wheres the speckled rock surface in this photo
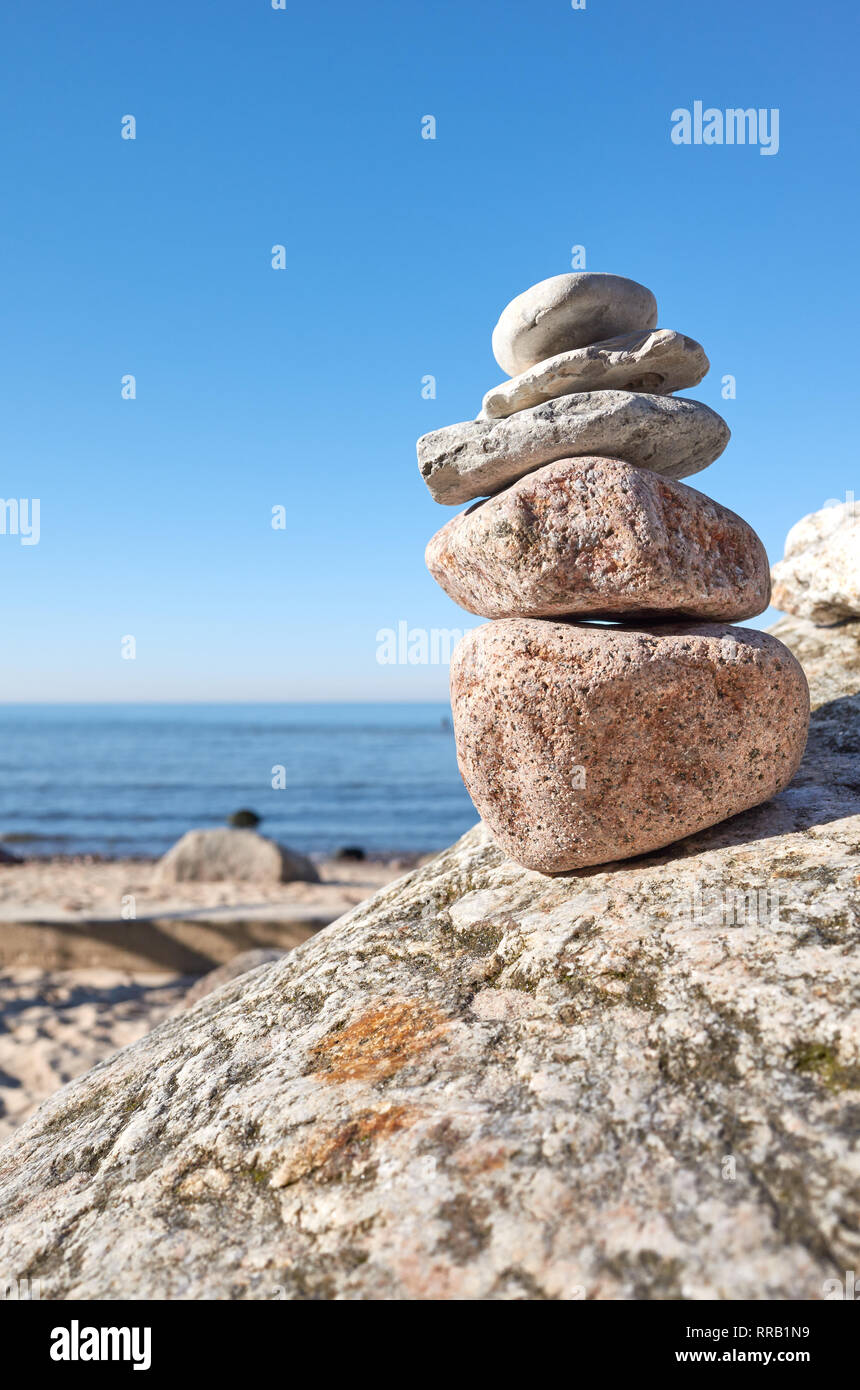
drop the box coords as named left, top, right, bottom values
left=451, top=620, right=809, bottom=873
left=157, top=829, right=319, bottom=885
left=481, top=330, right=708, bottom=419
left=425, top=457, right=770, bottom=622
left=176, top=948, right=287, bottom=1013
left=768, top=614, right=860, bottom=706
left=418, top=391, right=730, bottom=505
left=492, top=272, right=658, bottom=376
left=771, top=502, right=860, bottom=624
left=0, top=625, right=854, bottom=1302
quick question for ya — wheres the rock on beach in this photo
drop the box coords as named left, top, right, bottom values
left=157, top=828, right=319, bottom=885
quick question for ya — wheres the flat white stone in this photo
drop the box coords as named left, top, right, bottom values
left=480, top=329, right=708, bottom=419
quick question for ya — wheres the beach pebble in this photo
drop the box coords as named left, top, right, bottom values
left=450, top=619, right=809, bottom=874
left=492, top=272, right=658, bottom=376
left=418, top=390, right=730, bottom=505
left=481, top=329, right=708, bottom=419
left=157, top=828, right=319, bottom=885
left=771, top=502, right=860, bottom=625
left=426, top=457, right=770, bottom=622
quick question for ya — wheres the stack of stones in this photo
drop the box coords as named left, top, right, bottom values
left=418, top=272, right=811, bottom=874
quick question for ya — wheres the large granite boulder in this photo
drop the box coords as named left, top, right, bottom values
left=767, top=614, right=860, bottom=706
left=771, top=502, right=859, bottom=625
left=0, top=623, right=857, bottom=1300
left=176, top=948, right=287, bottom=1013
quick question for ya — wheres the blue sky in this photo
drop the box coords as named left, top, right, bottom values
left=0, top=0, right=855, bottom=700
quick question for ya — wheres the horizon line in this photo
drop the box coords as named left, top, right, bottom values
left=0, top=697, right=453, bottom=706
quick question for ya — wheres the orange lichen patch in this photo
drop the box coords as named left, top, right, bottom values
left=309, top=998, right=450, bottom=1083
left=271, top=1105, right=414, bottom=1188
left=452, top=1139, right=509, bottom=1176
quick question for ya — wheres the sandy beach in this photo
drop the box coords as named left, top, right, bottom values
left=0, top=852, right=411, bottom=1141
left=0, top=852, right=413, bottom=923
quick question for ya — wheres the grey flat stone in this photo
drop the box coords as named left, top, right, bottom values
left=418, top=390, right=730, bottom=505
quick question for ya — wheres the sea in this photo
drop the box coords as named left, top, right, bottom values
left=0, top=704, right=477, bottom=860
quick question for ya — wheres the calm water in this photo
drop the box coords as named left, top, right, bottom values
left=0, top=704, right=477, bottom=859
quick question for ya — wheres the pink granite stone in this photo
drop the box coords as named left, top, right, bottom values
left=450, top=619, right=810, bottom=874
left=426, top=457, right=771, bottom=622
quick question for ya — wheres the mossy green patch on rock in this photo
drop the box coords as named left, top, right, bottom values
left=789, top=1043, right=860, bottom=1092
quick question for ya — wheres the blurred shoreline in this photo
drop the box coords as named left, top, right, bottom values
left=0, top=851, right=419, bottom=958
left=0, top=845, right=429, bottom=864
left=0, top=701, right=474, bottom=861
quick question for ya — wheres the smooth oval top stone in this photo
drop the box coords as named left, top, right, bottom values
left=492, top=272, right=658, bottom=377
left=771, top=502, right=860, bottom=625
left=451, top=619, right=810, bottom=874
left=418, top=390, right=730, bottom=505
left=481, top=329, right=708, bottom=420
left=426, top=456, right=770, bottom=623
